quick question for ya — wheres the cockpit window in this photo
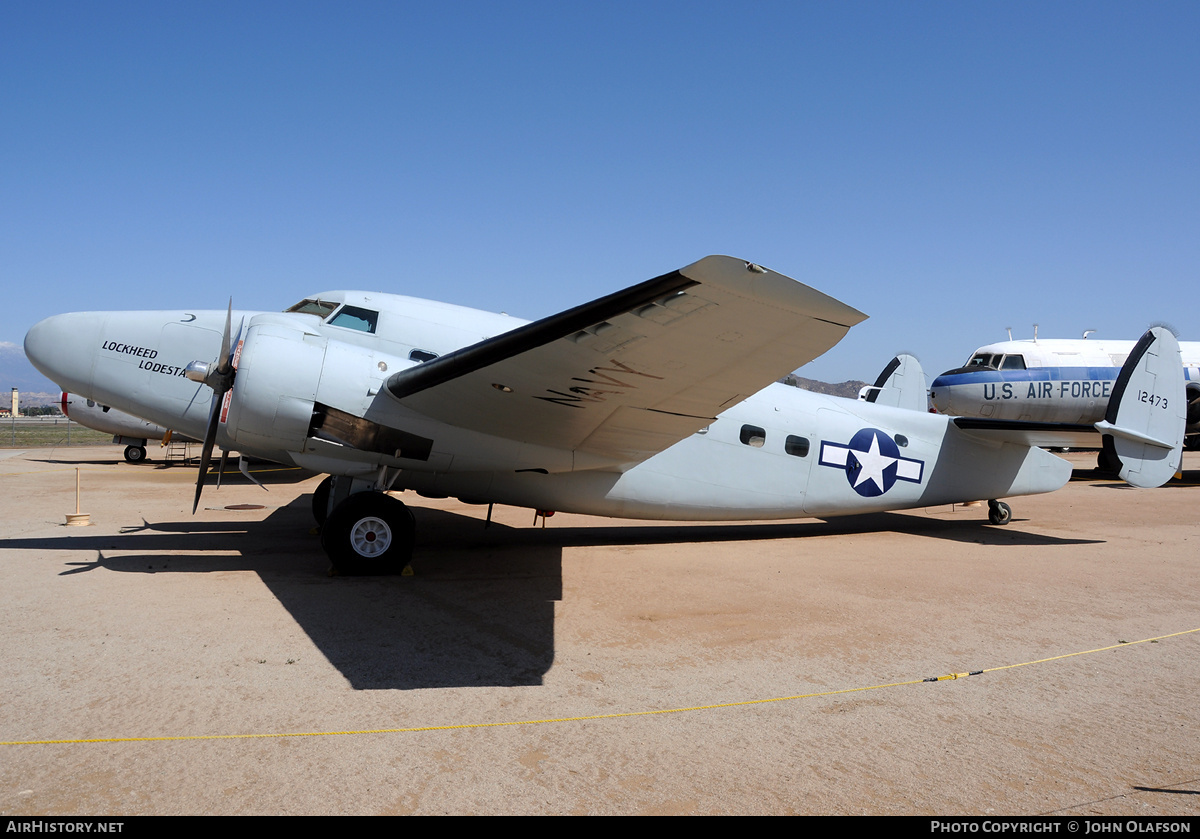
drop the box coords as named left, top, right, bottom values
left=966, top=353, right=998, bottom=369
left=1000, top=354, right=1026, bottom=370
left=327, top=305, right=378, bottom=334
left=285, top=299, right=338, bottom=318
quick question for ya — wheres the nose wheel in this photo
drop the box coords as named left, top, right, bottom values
left=987, top=499, right=1012, bottom=525
left=321, top=491, right=415, bottom=575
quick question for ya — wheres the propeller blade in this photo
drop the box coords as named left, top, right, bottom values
left=192, top=299, right=237, bottom=514
left=192, top=393, right=222, bottom=514
left=239, top=455, right=268, bottom=492
left=216, top=300, right=233, bottom=377
left=216, top=448, right=229, bottom=490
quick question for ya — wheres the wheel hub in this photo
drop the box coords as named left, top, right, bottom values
left=349, top=516, right=392, bottom=557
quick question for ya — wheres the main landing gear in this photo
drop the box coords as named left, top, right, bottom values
left=987, top=499, right=1012, bottom=525
left=123, top=444, right=148, bottom=463
left=312, top=475, right=416, bottom=575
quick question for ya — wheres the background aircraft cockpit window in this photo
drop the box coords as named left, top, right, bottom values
left=285, top=299, right=338, bottom=318
left=1000, top=354, right=1026, bottom=370
left=327, top=305, right=379, bottom=334
left=409, top=349, right=439, bottom=363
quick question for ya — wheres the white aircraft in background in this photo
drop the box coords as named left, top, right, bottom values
left=60, top=392, right=191, bottom=462
left=930, top=333, right=1200, bottom=455
left=24, top=256, right=1186, bottom=575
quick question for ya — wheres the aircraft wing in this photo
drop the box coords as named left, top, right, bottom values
left=385, top=256, right=867, bottom=464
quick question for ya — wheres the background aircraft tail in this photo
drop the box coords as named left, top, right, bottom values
left=1094, top=326, right=1185, bottom=488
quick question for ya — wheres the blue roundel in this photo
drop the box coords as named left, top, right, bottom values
left=843, top=428, right=901, bottom=497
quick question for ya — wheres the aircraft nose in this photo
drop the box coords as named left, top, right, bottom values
left=928, top=373, right=950, bottom=413
left=24, top=313, right=104, bottom=394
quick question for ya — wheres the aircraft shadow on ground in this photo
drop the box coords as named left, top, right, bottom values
left=27, top=453, right=317, bottom=487
left=417, top=507, right=1102, bottom=552
left=2, top=494, right=1100, bottom=691
left=1073, top=466, right=1200, bottom=490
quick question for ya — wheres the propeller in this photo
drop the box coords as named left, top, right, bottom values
left=184, top=301, right=238, bottom=513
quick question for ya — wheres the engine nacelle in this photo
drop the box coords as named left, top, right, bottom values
left=223, top=316, right=327, bottom=455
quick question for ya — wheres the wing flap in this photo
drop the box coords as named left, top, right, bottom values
left=385, top=256, right=866, bottom=465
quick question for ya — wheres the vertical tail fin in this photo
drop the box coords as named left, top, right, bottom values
left=1093, top=327, right=1185, bottom=488
left=858, top=354, right=928, bottom=412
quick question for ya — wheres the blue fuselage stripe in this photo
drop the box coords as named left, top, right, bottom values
left=932, top=367, right=1120, bottom=388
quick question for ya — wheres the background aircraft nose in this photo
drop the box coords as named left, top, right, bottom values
left=24, top=313, right=104, bottom=394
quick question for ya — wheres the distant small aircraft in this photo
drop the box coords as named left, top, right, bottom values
left=60, top=392, right=185, bottom=462
left=24, top=256, right=1187, bottom=574
left=930, top=334, right=1200, bottom=453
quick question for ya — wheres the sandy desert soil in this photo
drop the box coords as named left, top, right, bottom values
left=0, top=445, right=1197, bottom=815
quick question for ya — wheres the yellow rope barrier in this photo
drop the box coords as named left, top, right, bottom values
left=3, top=627, right=1194, bottom=747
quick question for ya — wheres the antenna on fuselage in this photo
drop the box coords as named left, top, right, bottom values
left=1033, top=323, right=1039, bottom=342
left=1082, top=329, right=1096, bottom=340
left=1006, top=326, right=1012, bottom=341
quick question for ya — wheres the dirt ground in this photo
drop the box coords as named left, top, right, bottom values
left=1, top=445, right=1197, bottom=815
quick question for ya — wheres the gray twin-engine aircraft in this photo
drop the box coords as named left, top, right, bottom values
left=60, top=392, right=186, bottom=463
left=24, top=256, right=1187, bottom=574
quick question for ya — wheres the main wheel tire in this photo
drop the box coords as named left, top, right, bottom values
left=321, top=492, right=415, bottom=575
left=311, top=476, right=334, bottom=526
left=1097, top=448, right=1120, bottom=474
left=988, top=501, right=1012, bottom=526
left=124, top=445, right=147, bottom=463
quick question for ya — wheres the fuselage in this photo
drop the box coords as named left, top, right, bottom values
left=61, top=392, right=171, bottom=441
left=25, top=293, right=1071, bottom=521
left=930, top=338, right=1200, bottom=429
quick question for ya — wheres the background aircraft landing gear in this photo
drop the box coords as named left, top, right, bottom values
left=321, top=491, right=415, bottom=575
left=311, top=476, right=334, bottom=526
left=987, top=499, right=1012, bottom=525
left=123, top=444, right=148, bottom=463
left=1097, top=448, right=1120, bottom=475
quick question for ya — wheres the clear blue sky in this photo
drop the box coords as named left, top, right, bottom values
left=3, top=1, right=1197, bottom=387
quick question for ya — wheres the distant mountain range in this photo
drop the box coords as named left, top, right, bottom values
left=781, top=375, right=868, bottom=400
left=0, top=341, right=61, bottom=407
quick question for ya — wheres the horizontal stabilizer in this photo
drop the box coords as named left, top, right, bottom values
left=1096, top=327, right=1185, bottom=488
left=859, top=353, right=927, bottom=412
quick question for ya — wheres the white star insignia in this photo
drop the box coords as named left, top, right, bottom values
left=851, top=433, right=897, bottom=492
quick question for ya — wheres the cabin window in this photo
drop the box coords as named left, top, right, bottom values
left=740, top=425, right=766, bottom=448
left=285, top=299, right=338, bottom=318
left=784, top=435, right=809, bottom=457
left=1000, top=354, right=1026, bottom=370
left=328, top=305, right=379, bottom=334
left=409, top=349, right=439, bottom=363
left=894, top=434, right=908, bottom=447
